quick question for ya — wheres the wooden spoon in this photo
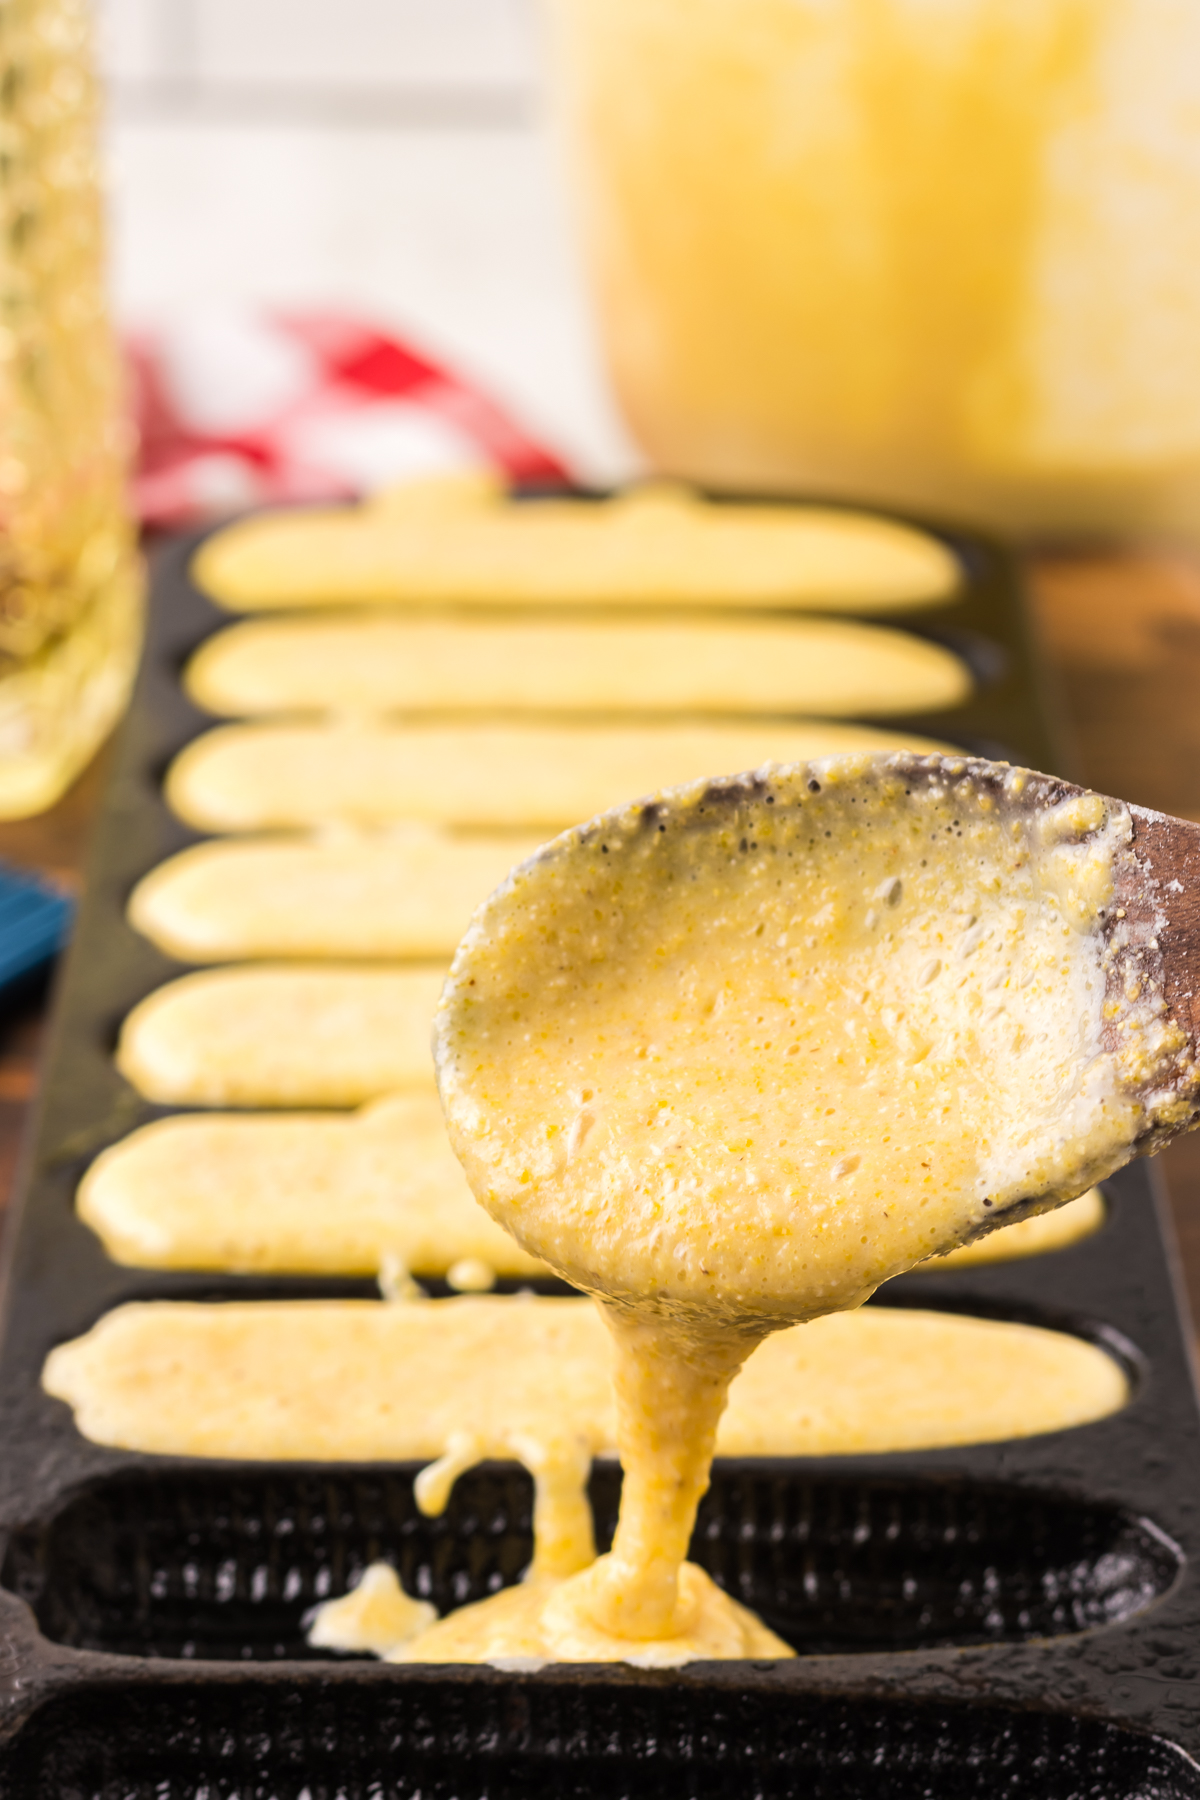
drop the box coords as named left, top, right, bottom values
left=1117, top=802, right=1200, bottom=1074
left=885, top=756, right=1200, bottom=1161
left=434, top=747, right=1200, bottom=1329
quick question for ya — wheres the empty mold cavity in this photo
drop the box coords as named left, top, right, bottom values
left=0, top=1677, right=1196, bottom=1800
left=2, top=1465, right=1179, bottom=1663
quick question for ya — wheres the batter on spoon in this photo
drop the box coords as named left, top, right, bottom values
left=424, top=750, right=1196, bottom=1662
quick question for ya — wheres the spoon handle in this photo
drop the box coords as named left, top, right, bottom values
left=1122, top=806, right=1200, bottom=1068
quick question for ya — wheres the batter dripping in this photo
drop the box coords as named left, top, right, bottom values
left=419, top=751, right=1191, bottom=1660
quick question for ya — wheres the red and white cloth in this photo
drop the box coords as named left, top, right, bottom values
left=127, top=309, right=569, bottom=529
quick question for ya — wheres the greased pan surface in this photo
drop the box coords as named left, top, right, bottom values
left=0, top=509, right=1197, bottom=1795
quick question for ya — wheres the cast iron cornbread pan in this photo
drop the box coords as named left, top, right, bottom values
left=0, top=502, right=1197, bottom=1796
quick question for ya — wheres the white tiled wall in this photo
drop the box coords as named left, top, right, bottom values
left=97, top=0, right=539, bottom=102
left=193, top=0, right=537, bottom=94
left=94, top=0, right=172, bottom=87
left=93, top=0, right=638, bottom=481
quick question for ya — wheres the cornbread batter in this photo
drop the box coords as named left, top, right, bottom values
left=437, top=755, right=1188, bottom=1321
left=165, top=719, right=949, bottom=835
left=306, top=1563, right=436, bottom=1657
left=117, top=965, right=445, bottom=1107
left=78, top=1090, right=549, bottom=1278
left=192, top=477, right=960, bottom=614
left=429, top=751, right=1194, bottom=1658
left=128, top=830, right=545, bottom=964
left=185, top=613, right=971, bottom=722
left=76, top=1097, right=1098, bottom=1278
left=43, top=1295, right=1126, bottom=1464
left=387, top=1565, right=789, bottom=1667
left=43, top=1294, right=1127, bottom=1664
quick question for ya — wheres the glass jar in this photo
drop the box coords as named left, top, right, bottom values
left=0, top=0, right=140, bottom=817
left=548, top=0, right=1200, bottom=538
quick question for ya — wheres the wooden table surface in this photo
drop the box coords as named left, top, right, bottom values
left=2, top=550, right=1200, bottom=1319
